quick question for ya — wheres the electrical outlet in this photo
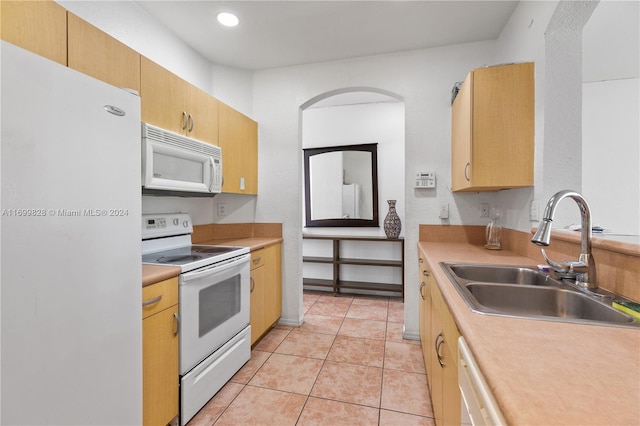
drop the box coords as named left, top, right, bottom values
left=439, top=203, right=449, bottom=219
left=217, top=203, right=227, bottom=216
left=480, top=203, right=489, bottom=217
left=530, top=200, right=539, bottom=221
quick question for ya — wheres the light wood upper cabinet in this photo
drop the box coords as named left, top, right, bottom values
left=67, top=13, right=140, bottom=92
left=451, top=62, right=534, bottom=192
left=142, top=277, right=179, bottom=426
left=219, top=102, right=258, bottom=194
left=0, top=0, right=67, bottom=65
left=141, top=56, right=219, bottom=145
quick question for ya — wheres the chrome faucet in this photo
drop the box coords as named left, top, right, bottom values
left=531, top=190, right=597, bottom=290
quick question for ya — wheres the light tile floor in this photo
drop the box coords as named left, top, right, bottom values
left=187, top=291, right=435, bottom=426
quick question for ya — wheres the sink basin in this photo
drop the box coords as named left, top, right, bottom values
left=448, top=264, right=553, bottom=286
left=466, top=283, right=634, bottom=324
left=440, top=262, right=640, bottom=328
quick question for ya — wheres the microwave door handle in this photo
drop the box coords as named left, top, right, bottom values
left=209, top=156, right=215, bottom=192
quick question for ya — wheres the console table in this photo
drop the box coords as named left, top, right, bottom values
left=302, top=235, right=404, bottom=297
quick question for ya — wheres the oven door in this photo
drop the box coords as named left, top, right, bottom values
left=179, top=253, right=250, bottom=374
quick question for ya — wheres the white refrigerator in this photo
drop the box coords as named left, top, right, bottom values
left=1, top=42, right=142, bottom=424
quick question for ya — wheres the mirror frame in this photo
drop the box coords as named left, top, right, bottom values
left=303, top=143, right=379, bottom=227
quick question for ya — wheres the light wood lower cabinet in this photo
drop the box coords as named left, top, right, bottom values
left=419, top=255, right=461, bottom=426
left=0, top=0, right=67, bottom=65
left=250, top=243, right=282, bottom=345
left=142, top=277, right=179, bottom=426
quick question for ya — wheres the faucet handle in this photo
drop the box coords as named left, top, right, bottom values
left=541, top=249, right=588, bottom=278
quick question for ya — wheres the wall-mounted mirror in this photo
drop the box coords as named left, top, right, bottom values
left=304, top=143, right=378, bottom=227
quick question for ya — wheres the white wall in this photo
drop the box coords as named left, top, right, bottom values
left=302, top=102, right=405, bottom=236
left=252, top=41, right=498, bottom=333
left=582, top=1, right=639, bottom=236
left=582, top=79, right=640, bottom=235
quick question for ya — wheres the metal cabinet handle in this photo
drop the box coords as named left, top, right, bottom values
left=142, top=295, right=162, bottom=307
left=188, top=114, right=194, bottom=132
left=419, top=282, right=425, bottom=300
left=173, top=312, right=179, bottom=336
left=464, top=162, right=470, bottom=182
left=423, top=270, right=429, bottom=277
left=250, top=276, right=255, bottom=292
left=182, top=111, right=188, bottom=130
left=435, top=331, right=445, bottom=367
left=253, top=257, right=262, bottom=264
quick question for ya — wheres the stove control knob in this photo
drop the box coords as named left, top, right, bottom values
left=173, top=218, right=179, bottom=226
left=183, top=220, right=189, bottom=228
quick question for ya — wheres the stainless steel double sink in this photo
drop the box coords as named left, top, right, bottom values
left=440, top=263, right=640, bottom=328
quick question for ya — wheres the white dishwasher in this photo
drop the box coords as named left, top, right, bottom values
left=458, top=337, right=507, bottom=426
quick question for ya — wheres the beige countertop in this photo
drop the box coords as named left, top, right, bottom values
left=419, top=241, right=640, bottom=425
left=142, top=264, right=181, bottom=287
left=197, top=237, right=282, bottom=252
left=142, top=237, right=282, bottom=287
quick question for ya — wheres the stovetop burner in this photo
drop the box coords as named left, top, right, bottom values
left=156, top=254, right=204, bottom=264
left=141, top=213, right=250, bottom=272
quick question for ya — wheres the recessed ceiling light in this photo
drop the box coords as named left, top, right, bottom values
left=217, top=12, right=239, bottom=27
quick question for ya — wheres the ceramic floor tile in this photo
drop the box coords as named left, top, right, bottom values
left=385, top=321, right=420, bottom=345
left=379, top=409, right=436, bottom=426
left=253, top=327, right=290, bottom=352
left=298, top=314, right=343, bottom=335
left=384, top=341, right=427, bottom=374
left=214, top=385, right=307, bottom=426
left=230, top=350, right=271, bottom=384
left=274, top=329, right=336, bottom=359
left=387, top=302, right=405, bottom=323
left=248, top=353, right=324, bottom=395
left=381, top=369, right=433, bottom=417
left=311, top=360, right=383, bottom=408
left=346, top=303, right=389, bottom=321
left=317, top=293, right=354, bottom=304
left=326, top=335, right=385, bottom=367
left=297, top=396, right=380, bottom=426
left=351, top=295, right=390, bottom=308
left=338, top=317, right=387, bottom=340
left=306, top=300, right=351, bottom=317
left=186, top=381, right=244, bottom=426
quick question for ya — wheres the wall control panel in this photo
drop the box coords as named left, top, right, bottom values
left=415, top=171, right=436, bottom=188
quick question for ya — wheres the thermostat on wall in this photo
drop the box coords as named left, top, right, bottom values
left=415, top=171, right=436, bottom=188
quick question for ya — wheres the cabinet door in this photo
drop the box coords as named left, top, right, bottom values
left=141, top=56, right=188, bottom=135
left=67, top=13, right=141, bottom=92
left=219, top=102, right=258, bottom=194
left=452, top=62, right=534, bottom=192
left=143, top=306, right=179, bottom=426
left=418, top=256, right=432, bottom=385
left=472, top=62, right=534, bottom=189
left=250, top=264, right=266, bottom=345
left=451, top=71, right=473, bottom=191
left=264, top=243, right=282, bottom=327
left=1, top=0, right=67, bottom=65
left=430, top=296, right=445, bottom=425
left=442, top=335, right=461, bottom=425
left=185, top=83, right=219, bottom=145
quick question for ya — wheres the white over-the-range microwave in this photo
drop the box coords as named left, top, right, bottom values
left=141, top=123, right=222, bottom=196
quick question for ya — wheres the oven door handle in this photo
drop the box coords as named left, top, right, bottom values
left=181, top=253, right=250, bottom=283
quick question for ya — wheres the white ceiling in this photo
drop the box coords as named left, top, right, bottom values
left=136, top=1, right=519, bottom=71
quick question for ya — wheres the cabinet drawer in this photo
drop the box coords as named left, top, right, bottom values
left=250, top=249, right=266, bottom=270
left=142, top=277, right=178, bottom=319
